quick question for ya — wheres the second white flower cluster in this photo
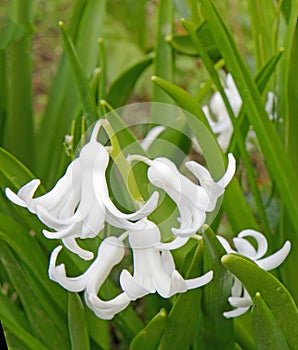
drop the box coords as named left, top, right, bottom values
left=5, top=119, right=290, bottom=320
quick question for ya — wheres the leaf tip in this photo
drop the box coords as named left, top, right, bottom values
left=165, top=34, right=172, bottom=42
left=220, top=253, right=230, bottom=265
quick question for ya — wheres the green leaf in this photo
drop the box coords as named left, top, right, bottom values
left=182, top=18, right=271, bottom=234
left=152, top=0, right=174, bottom=110
left=199, top=0, right=298, bottom=235
left=0, top=50, right=6, bottom=144
left=0, top=243, right=71, bottom=349
left=0, top=213, right=67, bottom=313
left=130, top=309, right=167, bottom=350
left=107, top=53, right=154, bottom=109
left=0, top=293, right=48, bottom=350
left=252, top=292, right=289, bottom=350
left=158, top=240, right=204, bottom=350
left=151, top=76, right=259, bottom=231
left=286, top=22, right=298, bottom=177
left=166, top=23, right=220, bottom=60
left=197, top=228, right=234, bottom=349
left=146, top=118, right=192, bottom=166
left=0, top=18, right=34, bottom=49
left=3, top=0, right=35, bottom=169
left=37, top=0, right=106, bottom=187
left=222, top=253, right=298, bottom=349
left=86, top=308, right=110, bottom=350
left=68, top=293, right=90, bottom=350
left=59, top=21, right=98, bottom=125
left=247, top=0, right=275, bottom=70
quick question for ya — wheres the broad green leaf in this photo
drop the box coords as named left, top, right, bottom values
left=151, top=76, right=259, bottom=232
left=68, top=293, right=90, bottom=350
left=252, top=292, right=289, bottom=350
left=247, top=0, right=275, bottom=70
left=166, top=23, right=220, bottom=59
left=107, top=53, right=154, bottom=109
left=286, top=22, right=298, bottom=176
left=158, top=240, right=204, bottom=350
left=0, top=243, right=71, bottom=349
left=37, top=0, right=106, bottom=187
left=0, top=18, right=34, bottom=49
left=0, top=50, right=6, bottom=144
left=147, top=118, right=192, bottom=166
left=234, top=317, right=255, bottom=350
left=130, top=309, right=167, bottom=350
left=152, top=0, right=174, bottom=113
left=199, top=0, right=298, bottom=236
left=182, top=18, right=270, bottom=234
left=3, top=0, right=35, bottom=169
left=59, top=21, right=98, bottom=125
left=0, top=293, right=48, bottom=350
left=0, top=213, right=67, bottom=312
left=222, top=253, right=298, bottom=349
left=86, top=308, right=110, bottom=350
left=197, top=228, right=234, bottom=349
left=0, top=147, right=57, bottom=250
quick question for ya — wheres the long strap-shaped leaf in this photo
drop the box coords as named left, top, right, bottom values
left=199, top=0, right=298, bottom=235
left=222, top=253, right=298, bottom=349
left=151, top=76, right=259, bottom=232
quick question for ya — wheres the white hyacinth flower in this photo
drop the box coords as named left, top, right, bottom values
left=127, top=154, right=235, bottom=237
left=203, top=74, right=242, bottom=151
left=141, top=125, right=166, bottom=151
left=120, top=219, right=213, bottom=299
left=49, top=234, right=131, bottom=320
left=217, top=229, right=291, bottom=318
left=6, top=120, right=158, bottom=260
left=203, top=74, right=278, bottom=151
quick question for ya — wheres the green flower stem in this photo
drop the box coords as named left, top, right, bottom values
left=100, top=100, right=144, bottom=204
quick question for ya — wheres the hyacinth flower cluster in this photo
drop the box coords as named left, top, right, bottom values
left=5, top=119, right=291, bottom=320
left=202, top=73, right=278, bottom=151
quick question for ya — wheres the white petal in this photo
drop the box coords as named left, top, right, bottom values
left=257, top=241, right=291, bottom=270
left=233, top=238, right=257, bottom=258
left=210, top=91, right=226, bottom=117
left=62, top=237, right=94, bottom=261
left=85, top=291, right=131, bottom=320
left=223, top=307, right=249, bottom=318
left=217, top=235, right=234, bottom=254
left=160, top=250, right=175, bottom=275
left=141, top=125, right=166, bottom=151
left=5, top=179, right=41, bottom=209
left=5, top=187, right=28, bottom=207
left=36, top=204, right=79, bottom=228
left=185, top=161, right=212, bottom=185
left=228, top=296, right=252, bottom=308
left=237, top=229, right=268, bottom=259
left=42, top=222, right=81, bottom=239
left=49, top=246, right=94, bottom=291
left=231, top=278, right=243, bottom=297
left=18, top=179, right=41, bottom=201
left=119, top=269, right=149, bottom=300
left=172, top=205, right=206, bottom=236
left=185, top=270, right=213, bottom=289
left=216, top=129, right=233, bottom=152
left=166, top=270, right=188, bottom=297
left=216, top=153, right=236, bottom=188
left=157, top=237, right=189, bottom=250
